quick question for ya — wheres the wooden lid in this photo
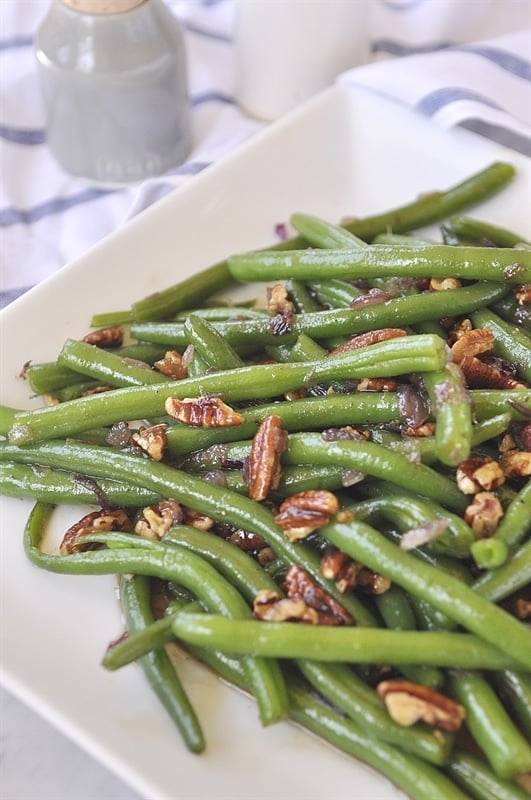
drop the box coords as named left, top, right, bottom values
left=60, top=0, right=146, bottom=13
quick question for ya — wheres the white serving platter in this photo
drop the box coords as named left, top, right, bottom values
left=1, top=84, right=530, bottom=800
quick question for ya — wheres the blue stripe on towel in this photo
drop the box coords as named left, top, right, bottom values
left=0, top=188, right=115, bottom=227
left=416, top=87, right=503, bottom=116
left=0, top=125, right=46, bottom=145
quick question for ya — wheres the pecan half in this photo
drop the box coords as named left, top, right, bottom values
left=357, top=377, right=399, bottom=392
left=456, top=455, right=506, bottom=494
left=377, top=680, right=466, bottom=732
left=515, top=284, right=531, bottom=306
left=320, top=548, right=361, bottom=593
left=460, top=356, right=526, bottom=389
left=164, top=396, right=245, bottom=427
left=464, top=491, right=504, bottom=538
left=253, top=590, right=321, bottom=624
left=131, top=423, right=168, bottom=461
left=283, top=564, right=352, bottom=625
left=450, top=328, right=494, bottom=364
left=60, top=509, right=131, bottom=554
left=429, top=277, right=462, bottom=291
left=136, top=499, right=183, bottom=540
left=267, top=284, right=295, bottom=315
left=328, top=328, right=408, bottom=355
left=82, top=326, right=123, bottom=348
left=248, top=415, right=288, bottom=501
left=274, top=490, right=339, bottom=542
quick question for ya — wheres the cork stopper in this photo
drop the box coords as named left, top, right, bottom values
left=61, top=0, right=145, bottom=13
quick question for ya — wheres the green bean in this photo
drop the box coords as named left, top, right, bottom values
left=308, top=278, right=364, bottom=308
left=170, top=612, right=521, bottom=670
left=492, top=296, right=531, bottom=330
left=0, top=460, right=161, bottom=506
left=373, top=585, right=444, bottom=688
left=318, top=517, right=531, bottom=669
left=421, top=364, right=473, bottom=466
left=57, top=338, right=171, bottom=388
left=448, top=670, right=531, bottom=779
left=8, top=336, right=447, bottom=444
left=23, top=501, right=288, bottom=727
left=5, top=440, right=376, bottom=625
left=124, top=162, right=514, bottom=322
left=287, top=682, right=469, bottom=800
left=449, top=216, right=530, bottom=248
left=165, top=392, right=404, bottom=456
left=103, top=601, right=183, bottom=669
left=372, top=233, right=435, bottom=246
left=290, top=212, right=366, bottom=249
left=297, top=661, right=451, bottom=765
left=228, top=244, right=531, bottom=284
left=0, top=405, right=17, bottom=436
left=183, top=314, right=244, bottom=370
left=285, top=279, right=322, bottom=313
left=283, top=433, right=468, bottom=512
left=119, top=574, right=205, bottom=753
left=131, top=282, right=509, bottom=348
left=493, top=672, right=531, bottom=740
left=470, top=538, right=509, bottom=569
left=446, top=749, right=530, bottom=800
left=471, top=308, right=531, bottom=383
left=471, top=389, right=531, bottom=420
left=471, top=539, right=531, bottom=603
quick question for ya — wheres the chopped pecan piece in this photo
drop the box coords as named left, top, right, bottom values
left=320, top=548, right=361, bottom=593
left=460, top=356, right=526, bottom=389
left=522, top=423, right=531, bottom=452
left=136, top=499, right=183, bottom=540
left=82, top=326, right=123, bottom=348
left=131, top=423, right=168, bottom=461
left=499, top=450, right=531, bottom=478
left=464, top=492, right=504, bottom=538
left=328, top=328, right=408, bottom=355
left=274, top=490, right=339, bottom=542
left=248, top=415, right=288, bottom=501
left=456, top=455, right=506, bottom=494
left=184, top=509, right=215, bottom=530
left=515, top=284, right=531, bottom=306
left=357, top=377, right=399, bottom=392
left=450, top=328, right=494, bottom=364
left=60, top=509, right=132, bottom=554
left=377, top=680, right=466, bottom=732
left=403, top=422, right=437, bottom=437
left=154, top=349, right=189, bottom=379
left=283, top=564, right=352, bottom=625
left=164, top=396, right=245, bottom=427
left=429, top=277, right=462, bottom=291
left=253, top=590, right=321, bottom=624
left=267, top=283, right=294, bottom=315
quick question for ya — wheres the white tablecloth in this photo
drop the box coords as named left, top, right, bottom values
left=1, top=1, right=530, bottom=798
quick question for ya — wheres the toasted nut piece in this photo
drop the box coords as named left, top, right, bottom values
left=61, top=509, right=131, bottom=554
left=184, top=510, right=215, bottom=530
left=164, top=396, right=245, bottom=427
left=154, top=350, right=189, bottom=379
left=283, top=564, right=352, bottom=625
left=253, top=590, right=320, bottom=624
left=450, top=328, right=494, bottom=364
left=274, top=490, right=339, bottom=541
left=131, top=423, right=168, bottom=461
left=329, top=328, right=408, bottom=355
left=464, top=491, right=504, bottom=538
left=460, top=356, right=526, bottom=389
left=447, top=318, right=472, bottom=346
left=357, top=377, right=399, bottom=392
left=498, top=433, right=518, bottom=454
left=522, top=423, right=531, bottom=452
left=82, top=326, right=123, bottom=348
left=248, top=415, right=288, bottom=501
left=430, top=277, right=462, bottom=291
left=499, top=450, right=531, bottom=478
left=403, top=422, right=437, bottom=438
left=515, top=284, right=531, bottom=306
left=377, top=680, right=466, bottom=732
left=136, top=500, right=183, bottom=540
left=320, top=548, right=361, bottom=593
left=267, top=284, right=294, bottom=315
left=456, top=455, right=506, bottom=494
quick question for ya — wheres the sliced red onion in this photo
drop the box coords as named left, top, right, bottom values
left=275, top=222, right=288, bottom=241
left=341, top=469, right=366, bottom=487
left=400, top=519, right=449, bottom=551
left=508, top=399, right=531, bottom=419
left=106, top=421, right=132, bottom=448
left=397, top=383, right=429, bottom=428
left=350, top=288, right=394, bottom=308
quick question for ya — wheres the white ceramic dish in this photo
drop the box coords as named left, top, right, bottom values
left=1, top=85, right=530, bottom=800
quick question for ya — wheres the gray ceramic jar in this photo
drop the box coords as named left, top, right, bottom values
left=36, top=0, right=192, bottom=185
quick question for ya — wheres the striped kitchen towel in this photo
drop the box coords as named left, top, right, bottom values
left=1, top=0, right=530, bottom=308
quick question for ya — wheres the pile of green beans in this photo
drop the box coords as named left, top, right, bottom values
left=2, top=161, right=531, bottom=800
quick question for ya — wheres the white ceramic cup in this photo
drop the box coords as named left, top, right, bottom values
left=235, top=0, right=371, bottom=121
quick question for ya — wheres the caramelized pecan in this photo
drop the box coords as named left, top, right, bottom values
left=377, top=680, right=466, bottom=732
left=450, top=328, right=494, bottom=364
left=499, top=450, right=531, bottom=478
left=248, top=415, right=288, bottom=501
left=164, top=396, right=245, bottom=427
left=464, top=491, right=504, bottom=537
left=131, top=423, right=168, bottom=460
left=283, top=564, right=352, bottom=625
left=60, top=509, right=132, bottom=554
left=136, top=499, right=183, bottom=540
left=154, top=349, right=190, bottom=379
left=456, top=455, right=506, bottom=494
left=274, top=490, right=339, bottom=542
left=460, top=356, right=526, bottom=389
left=82, top=326, right=123, bottom=348
left=328, top=328, right=408, bottom=355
